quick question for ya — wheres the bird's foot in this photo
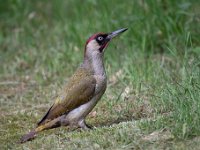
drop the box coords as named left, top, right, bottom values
left=78, top=120, right=93, bottom=130
left=85, top=123, right=93, bottom=129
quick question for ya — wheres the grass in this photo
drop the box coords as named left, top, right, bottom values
left=0, top=0, right=200, bottom=149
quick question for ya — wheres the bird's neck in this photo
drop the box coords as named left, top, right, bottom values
left=83, top=52, right=106, bottom=76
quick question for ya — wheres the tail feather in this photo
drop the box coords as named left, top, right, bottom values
left=37, top=105, right=53, bottom=126
left=20, top=130, right=37, bottom=143
left=20, top=116, right=65, bottom=143
left=20, top=125, right=46, bottom=143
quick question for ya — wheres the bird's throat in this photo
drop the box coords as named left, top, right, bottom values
left=83, top=53, right=106, bottom=76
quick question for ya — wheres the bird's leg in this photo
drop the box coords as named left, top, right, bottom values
left=78, top=120, right=93, bottom=130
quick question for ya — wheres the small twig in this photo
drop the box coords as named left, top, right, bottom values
left=0, top=81, right=20, bottom=85
left=0, top=81, right=36, bottom=86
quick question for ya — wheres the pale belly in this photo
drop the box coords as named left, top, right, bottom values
left=65, top=75, right=106, bottom=123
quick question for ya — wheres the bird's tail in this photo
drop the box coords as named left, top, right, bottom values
left=20, top=116, right=65, bottom=143
left=20, top=129, right=37, bottom=143
left=20, top=124, right=47, bottom=143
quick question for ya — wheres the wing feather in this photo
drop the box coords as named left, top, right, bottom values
left=37, top=69, right=96, bottom=126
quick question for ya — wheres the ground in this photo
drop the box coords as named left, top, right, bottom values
left=0, top=0, right=200, bottom=149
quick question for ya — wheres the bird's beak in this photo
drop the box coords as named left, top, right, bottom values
left=106, top=28, right=128, bottom=40
left=99, top=28, right=128, bottom=52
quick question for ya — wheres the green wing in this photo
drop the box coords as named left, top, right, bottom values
left=38, top=68, right=96, bottom=126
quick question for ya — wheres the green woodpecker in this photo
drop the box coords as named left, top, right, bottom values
left=20, top=28, right=128, bottom=143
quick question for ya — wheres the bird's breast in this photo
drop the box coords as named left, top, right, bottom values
left=65, top=75, right=107, bottom=123
left=94, top=75, right=107, bottom=94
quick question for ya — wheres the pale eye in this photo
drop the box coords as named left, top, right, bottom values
left=97, top=36, right=103, bottom=41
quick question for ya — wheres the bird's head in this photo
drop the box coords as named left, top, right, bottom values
left=84, top=28, right=128, bottom=57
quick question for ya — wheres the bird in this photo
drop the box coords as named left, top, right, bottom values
left=20, top=28, right=128, bottom=143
